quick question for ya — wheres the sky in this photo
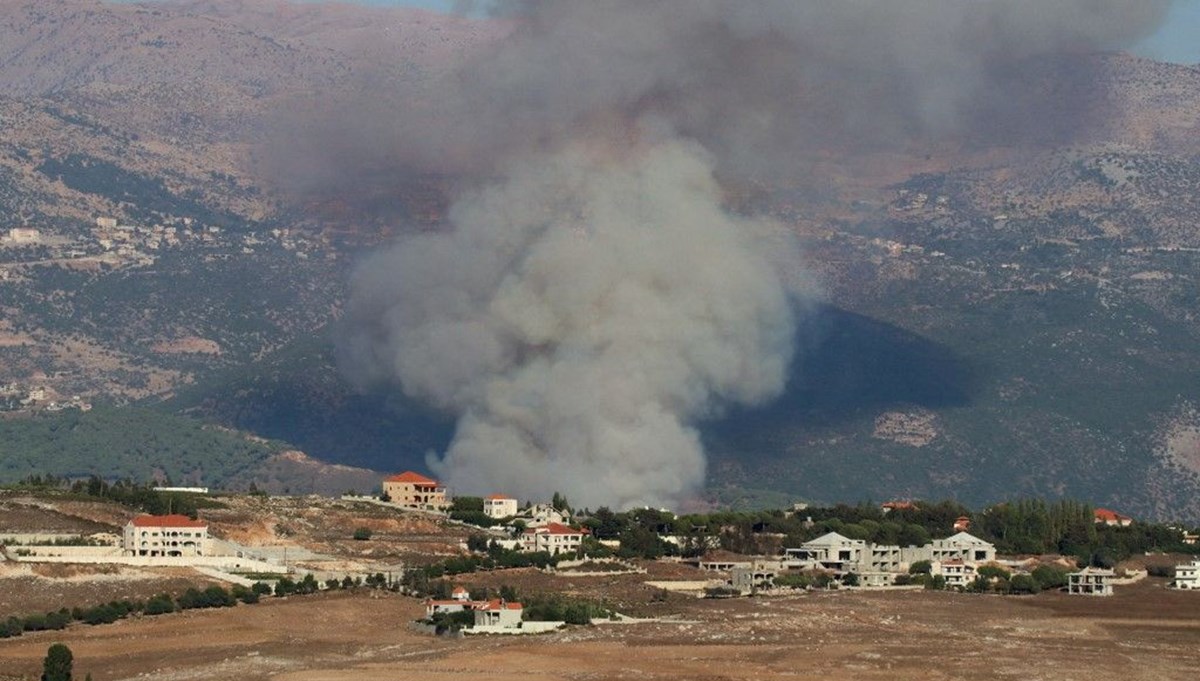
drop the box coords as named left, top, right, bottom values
left=346, top=0, right=1200, bottom=64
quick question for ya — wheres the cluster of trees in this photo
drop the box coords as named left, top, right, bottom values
left=420, top=583, right=608, bottom=631
left=0, top=583, right=270, bottom=640
left=564, top=498, right=1200, bottom=564
left=9, top=474, right=223, bottom=518
left=0, top=406, right=278, bottom=488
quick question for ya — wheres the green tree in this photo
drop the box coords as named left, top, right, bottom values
left=352, top=527, right=373, bottom=541
left=42, top=643, right=73, bottom=681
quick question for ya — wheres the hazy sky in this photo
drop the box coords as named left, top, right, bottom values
left=350, top=0, right=1200, bottom=64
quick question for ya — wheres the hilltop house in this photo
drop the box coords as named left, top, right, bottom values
left=1093, top=508, right=1133, bottom=527
left=122, top=514, right=208, bottom=557
left=484, top=495, right=519, bottom=519
left=1173, top=560, right=1200, bottom=590
left=382, top=471, right=450, bottom=511
left=521, top=523, right=588, bottom=555
left=1068, top=567, right=1115, bottom=596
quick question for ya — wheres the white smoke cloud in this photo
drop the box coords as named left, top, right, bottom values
left=342, top=140, right=804, bottom=507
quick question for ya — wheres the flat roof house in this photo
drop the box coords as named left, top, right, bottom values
left=1068, top=567, right=1115, bottom=596
left=1173, top=560, right=1200, bottom=590
left=123, top=514, right=208, bottom=557
left=483, top=495, right=519, bottom=519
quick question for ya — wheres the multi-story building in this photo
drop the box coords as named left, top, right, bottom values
left=122, top=514, right=208, bottom=557
left=1172, top=560, right=1200, bottom=589
left=483, top=495, right=519, bottom=519
left=927, top=532, right=996, bottom=564
left=1068, top=567, right=1115, bottom=596
left=784, top=531, right=997, bottom=577
left=783, top=532, right=867, bottom=572
left=382, top=471, right=450, bottom=511
left=520, top=523, right=588, bottom=555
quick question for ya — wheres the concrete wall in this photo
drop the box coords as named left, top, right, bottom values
left=465, top=621, right=565, bottom=635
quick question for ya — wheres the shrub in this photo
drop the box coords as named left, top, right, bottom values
left=352, top=527, right=373, bottom=541
left=144, top=595, right=176, bottom=616
left=1031, top=565, right=1069, bottom=590
left=1009, top=574, right=1041, bottom=594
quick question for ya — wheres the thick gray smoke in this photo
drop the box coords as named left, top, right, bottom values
left=337, top=0, right=1170, bottom=508
left=343, top=141, right=801, bottom=507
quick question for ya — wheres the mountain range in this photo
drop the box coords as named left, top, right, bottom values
left=0, top=0, right=1198, bottom=520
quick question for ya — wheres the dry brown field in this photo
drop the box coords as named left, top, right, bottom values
left=0, top=578, right=1197, bottom=681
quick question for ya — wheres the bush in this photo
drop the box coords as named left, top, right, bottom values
left=1009, top=574, right=1041, bottom=594
left=908, top=560, right=932, bottom=575
left=251, top=582, right=273, bottom=596
left=352, top=527, right=373, bottom=541
left=144, top=595, right=176, bottom=616
left=1031, top=565, right=1069, bottom=590
left=924, top=575, right=947, bottom=591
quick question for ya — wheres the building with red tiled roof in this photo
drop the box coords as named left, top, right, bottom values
left=474, top=599, right=524, bottom=628
left=1094, top=508, right=1133, bottom=527
left=382, top=471, right=450, bottom=511
left=881, top=501, right=917, bottom=513
left=953, top=516, right=971, bottom=532
left=483, top=494, right=518, bottom=519
left=520, top=522, right=589, bottom=555
left=122, top=514, right=208, bottom=557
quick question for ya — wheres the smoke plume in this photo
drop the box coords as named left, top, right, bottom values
left=336, top=0, right=1171, bottom=508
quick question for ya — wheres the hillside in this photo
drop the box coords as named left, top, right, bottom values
left=0, top=1, right=1197, bottom=519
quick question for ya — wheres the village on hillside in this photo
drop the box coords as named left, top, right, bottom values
left=3, top=471, right=1200, bottom=639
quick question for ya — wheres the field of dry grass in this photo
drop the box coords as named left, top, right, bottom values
left=0, top=579, right=1197, bottom=681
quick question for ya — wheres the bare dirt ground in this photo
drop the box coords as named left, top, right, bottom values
left=0, top=564, right=222, bottom=618
left=0, top=579, right=1196, bottom=681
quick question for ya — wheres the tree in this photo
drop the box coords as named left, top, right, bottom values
left=42, top=643, right=73, bottom=681
left=908, top=560, right=932, bottom=575
left=353, top=527, right=373, bottom=541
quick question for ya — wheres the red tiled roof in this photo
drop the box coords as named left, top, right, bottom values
left=485, top=494, right=515, bottom=501
left=482, top=599, right=523, bottom=611
left=882, top=501, right=917, bottom=510
left=385, top=471, right=439, bottom=485
left=525, top=522, right=587, bottom=536
left=129, top=514, right=207, bottom=528
left=452, top=586, right=469, bottom=594
left=1094, top=508, right=1131, bottom=523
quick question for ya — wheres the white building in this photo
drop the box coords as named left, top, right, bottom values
left=1068, top=567, right=1115, bottom=596
left=928, top=532, right=996, bottom=564
left=483, top=495, right=519, bottom=519
left=521, top=523, right=588, bottom=555
left=122, top=514, right=208, bottom=557
left=783, top=531, right=996, bottom=577
left=1172, top=560, right=1200, bottom=590
left=522, top=504, right=569, bottom=528
left=474, top=600, right=523, bottom=629
left=934, top=559, right=977, bottom=588
left=783, top=532, right=867, bottom=572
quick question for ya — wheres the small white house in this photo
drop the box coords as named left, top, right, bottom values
left=483, top=495, right=519, bottom=519
left=1172, top=560, right=1200, bottom=590
left=1068, top=567, right=1115, bottom=596
left=933, top=559, right=976, bottom=588
left=474, top=600, right=523, bottom=629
